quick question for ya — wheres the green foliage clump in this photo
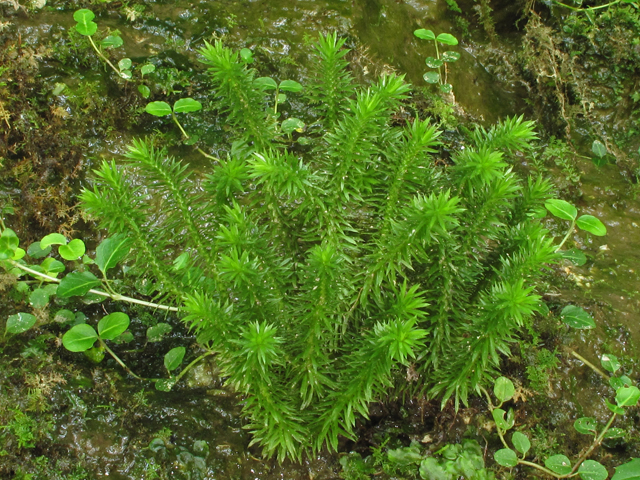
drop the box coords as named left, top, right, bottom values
left=340, top=439, right=495, bottom=480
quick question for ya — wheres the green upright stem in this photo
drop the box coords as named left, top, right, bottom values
left=100, top=339, right=143, bottom=380
left=172, top=351, right=216, bottom=384
left=556, top=219, right=576, bottom=251
left=433, top=39, right=442, bottom=85
left=569, top=350, right=609, bottom=380
left=171, top=116, right=221, bottom=163
left=171, top=114, right=189, bottom=139
left=87, top=35, right=125, bottom=78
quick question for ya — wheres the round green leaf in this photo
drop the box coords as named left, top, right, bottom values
left=140, top=64, right=155, bottom=75
left=574, top=417, right=597, bottom=435
left=73, top=8, right=94, bottom=23
left=439, top=83, right=453, bottom=94
left=606, top=399, right=625, bottom=415
left=494, top=448, right=518, bottom=467
left=53, top=309, right=75, bottom=324
left=29, top=288, right=50, bottom=308
left=601, top=354, right=621, bottom=374
left=183, top=135, right=199, bottom=145
left=545, top=199, right=577, bottom=221
left=5, top=313, right=37, bottom=335
left=73, top=9, right=97, bottom=36
left=240, top=48, right=253, bottom=63
left=62, top=324, right=98, bottom=352
left=578, top=460, right=608, bottom=480
left=164, top=346, right=186, bottom=371
left=511, top=432, right=531, bottom=456
left=591, top=139, right=607, bottom=158
left=611, top=458, right=640, bottom=480
left=559, top=248, right=587, bottom=266
left=545, top=455, right=572, bottom=475
left=423, top=71, right=440, bottom=84
left=414, top=29, right=436, bottom=40
left=441, top=51, right=461, bottom=62
left=118, top=58, right=132, bottom=71
left=84, top=344, right=105, bottom=363
left=193, top=440, right=209, bottom=457
left=1, top=228, right=19, bottom=251
left=561, top=305, right=595, bottom=329
left=173, top=98, right=203, bottom=114
left=97, top=312, right=130, bottom=341
left=41, top=257, right=65, bottom=275
left=101, top=35, right=123, bottom=48
left=147, top=323, right=172, bottom=342
left=492, top=408, right=514, bottom=431
left=113, top=331, right=134, bottom=344
left=425, top=56, right=444, bottom=68
left=155, top=378, right=177, bottom=392
left=576, top=215, right=607, bottom=236
left=279, top=80, right=303, bottom=93
left=276, top=93, right=287, bottom=103
left=12, top=248, right=25, bottom=260
left=40, top=233, right=67, bottom=249
left=145, top=101, right=172, bottom=117
left=120, top=70, right=132, bottom=80
left=27, top=241, right=51, bottom=259
left=494, top=376, right=515, bottom=402
left=255, top=76, right=278, bottom=90
left=95, top=234, right=131, bottom=274
left=610, top=375, right=632, bottom=391
left=138, top=85, right=151, bottom=98
left=58, top=238, right=86, bottom=261
left=75, top=20, right=98, bottom=37
left=57, top=271, right=101, bottom=298
left=436, top=33, right=458, bottom=45
left=592, top=156, right=608, bottom=167
left=616, top=385, right=640, bottom=408
left=603, top=428, right=626, bottom=439
left=281, top=118, right=305, bottom=135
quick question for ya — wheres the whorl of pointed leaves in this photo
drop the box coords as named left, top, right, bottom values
left=306, top=32, right=355, bottom=128
left=199, top=40, right=276, bottom=148
left=80, top=34, right=559, bottom=461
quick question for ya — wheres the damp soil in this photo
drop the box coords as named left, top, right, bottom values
left=1, top=0, right=640, bottom=478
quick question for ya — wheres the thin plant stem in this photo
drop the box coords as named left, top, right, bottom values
left=479, top=387, right=510, bottom=449
left=553, top=0, right=621, bottom=12
left=9, top=260, right=179, bottom=312
left=87, top=35, right=125, bottom=78
left=555, top=219, right=576, bottom=251
left=518, top=459, right=562, bottom=477
left=172, top=351, right=216, bottom=384
left=172, top=114, right=190, bottom=139
left=569, top=413, right=617, bottom=476
left=196, top=147, right=220, bottom=162
left=171, top=114, right=221, bottom=162
left=100, top=339, right=143, bottom=380
left=569, top=349, right=609, bottom=380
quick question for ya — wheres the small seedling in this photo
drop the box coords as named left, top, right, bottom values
left=254, top=77, right=303, bottom=113
left=73, top=9, right=131, bottom=79
left=544, top=198, right=607, bottom=253
left=414, top=28, right=460, bottom=94
left=145, top=98, right=203, bottom=143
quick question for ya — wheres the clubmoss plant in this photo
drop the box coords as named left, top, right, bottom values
left=0, top=33, right=610, bottom=462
